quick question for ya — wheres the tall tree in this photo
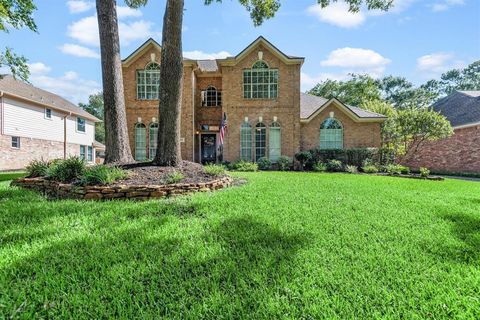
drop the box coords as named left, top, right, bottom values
left=0, top=0, right=37, bottom=81
left=96, top=0, right=134, bottom=164
left=79, top=92, right=105, bottom=144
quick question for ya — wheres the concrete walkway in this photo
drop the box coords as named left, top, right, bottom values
left=440, top=175, right=480, bottom=182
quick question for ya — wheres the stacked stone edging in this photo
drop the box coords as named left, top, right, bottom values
left=11, top=176, right=233, bottom=201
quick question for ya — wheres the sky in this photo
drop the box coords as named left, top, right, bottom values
left=1, top=0, right=479, bottom=104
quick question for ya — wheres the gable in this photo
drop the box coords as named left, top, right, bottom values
left=432, top=91, right=480, bottom=127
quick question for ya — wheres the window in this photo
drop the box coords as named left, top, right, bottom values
left=135, top=123, right=147, bottom=161
left=137, top=62, right=160, bottom=100
left=77, top=117, right=86, bottom=133
left=149, top=122, right=159, bottom=160
left=243, top=60, right=278, bottom=99
left=87, top=146, right=93, bottom=162
left=202, top=86, right=222, bottom=106
left=320, top=118, right=343, bottom=149
left=11, top=136, right=20, bottom=148
left=255, top=122, right=267, bottom=161
left=45, top=108, right=52, bottom=119
left=269, top=122, right=281, bottom=162
left=80, top=145, right=86, bottom=159
left=240, top=122, right=252, bottom=161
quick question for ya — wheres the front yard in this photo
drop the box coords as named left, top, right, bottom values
left=0, top=172, right=479, bottom=318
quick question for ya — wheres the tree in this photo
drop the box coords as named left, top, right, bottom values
left=0, top=0, right=37, bottom=81
left=96, top=0, right=134, bottom=164
left=79, top=93, right=105, bottom=144
left=427, top=60, right=480, bottom=97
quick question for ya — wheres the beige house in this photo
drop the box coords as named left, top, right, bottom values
left=122, top=36, right=386, bottom=164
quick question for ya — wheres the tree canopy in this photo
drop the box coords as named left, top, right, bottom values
left=79, top=92, right=105, bottom=144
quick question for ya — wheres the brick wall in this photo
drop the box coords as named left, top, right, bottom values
left=403, top=125, right=480, bottom=174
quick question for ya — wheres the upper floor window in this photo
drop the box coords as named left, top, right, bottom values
left=137, top=62, right=160, bottom=100
left=202, top=86, right=222, bottom=107
left=243, top=60, right=278, bottom=99
left=45, top=108, right=52, bottom=119
left=77, top=117, right=86, bottom=133
left=320, top=118, right=343, bottom=149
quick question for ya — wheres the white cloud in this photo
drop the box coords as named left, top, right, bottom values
left=301, top=72, right=349, bottom=91
left=416, top=52, right=465, bottom=77
left=66, top=0, right=94, bottom=14
left=183, top=50, right=231, bottom=60
left=320, top=47, right=391, bottom=75
left=432, top=0, right=464, bottom=12
left=119, top=20, right=156, bottom=46
left=117, top=6, right=143, bottom=18
left=307, top=2, right=366, bottom=28
left=59, top=43, right=100, bottom=59
left=27, top=62, right=51, bottom=75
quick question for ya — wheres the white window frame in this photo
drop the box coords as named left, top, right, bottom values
left=240, top=122, right=252, bottom=161
left=320, top=118, right=344, bottom=150
left=11, top=136, right=20, bottom=149
left=87, top=146, right=93, bottom=162
left=137, top=62, right=161, bottom=100
left=269, top=121, right=281, bottom=162
left=80, top=145, right=86, bottom=160
left=45, top=108, right=52, bottom=120
left=135, top=123, right=147, bottom=161
left=77, top=117, right=86, bottom=133
left=201, top=86, right=222, bottom=107
left=243, top=60, right=279, bottom=100
left=254, top=122, right=267, bottom=161
left=149, top=122, right=159, bottom=161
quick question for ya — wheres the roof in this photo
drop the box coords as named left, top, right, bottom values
left=93, top=141, right=106, bottom=150
left=431, top=90, right=480, bottom=127
left=0, top=75, right=100, bottom=122
left=300, top=93, right=387, bottom=121
left=197, top=60, right=219, bottom=72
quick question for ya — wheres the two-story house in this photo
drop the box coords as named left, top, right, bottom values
left=0, top=75, right=102, bottom=171
left=122, top=37, right=386, bottom=164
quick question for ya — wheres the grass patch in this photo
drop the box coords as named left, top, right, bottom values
left=0, top=173, right=479, bottom=318
left=0, top=172, right=25, bottom=182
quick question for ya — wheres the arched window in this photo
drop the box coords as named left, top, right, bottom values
left=149, top=122, right=159, bottom=160
left=137, top=62, right=160, bottom=100
left=320, top=118, right=343, bottom=149
left=240, top=122, right=252, bottom=161
left=255, top=122, right=267, bottom=161
left=202, top=85, right=222, bottom=107
left=135, top=123, right=147, bottom=161
left=243, top=60, right=278, bottom=99
left=269, top=121, right=281, bottom=162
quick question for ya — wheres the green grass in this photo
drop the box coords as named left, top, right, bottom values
left=0, top=172, right=479, bottom=318
left=0, top=172, right=25, bottom=182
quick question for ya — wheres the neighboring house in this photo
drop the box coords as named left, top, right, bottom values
left=404, top=90, right=480, bottom=173
left=0, top=75, right=101, bottom=171
left=122, top=36, right=386, bottom=164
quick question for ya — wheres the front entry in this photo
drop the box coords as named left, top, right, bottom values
left=201, top=134, right=217, bottom=164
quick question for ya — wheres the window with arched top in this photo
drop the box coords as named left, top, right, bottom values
left=240, top=122, right=252, bottom=161
left=255, top=122, right=267, bottom=161
left=243, top=60, right=278, bottom=99
left=202, top=85, right=222, bottom=107
left=137, top=62, right=160, bottom=100
left=135, top=123, right=147, bottom=161
left=149, top=122, right=159, bottom=160
left=320, top=118, right=343, bottom=149
left=269, top=121, right=281, bottom=162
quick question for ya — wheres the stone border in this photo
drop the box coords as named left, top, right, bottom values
left=11, top=176, right=233, bottom=201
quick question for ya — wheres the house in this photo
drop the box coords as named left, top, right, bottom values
left=0, top=75, right=102, bottom=171
left=122, top=37, right=386, bottom=164
left=404, top=90, right=480, bottom=174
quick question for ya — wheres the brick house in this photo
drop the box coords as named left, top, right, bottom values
left=122, top=37, right=386, bottom=164
left=404, top=90, right=480, bottom=174
left=0, top=75, right=102, bottom=171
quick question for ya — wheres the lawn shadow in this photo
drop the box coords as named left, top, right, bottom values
left=440, top=212, right=480, bottom=264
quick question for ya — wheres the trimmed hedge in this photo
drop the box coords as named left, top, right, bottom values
left=305, top=148, right=378, bottom=169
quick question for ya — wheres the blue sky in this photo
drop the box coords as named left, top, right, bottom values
left=1, top=0, right=479, bottom=104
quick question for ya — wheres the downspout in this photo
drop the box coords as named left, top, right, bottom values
left=192, top=68, right=196, bottom=162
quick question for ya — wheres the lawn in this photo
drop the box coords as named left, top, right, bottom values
left=0, top=172, right=479, bottom=318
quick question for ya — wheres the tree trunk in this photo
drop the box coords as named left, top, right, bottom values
left=96, top=0, right=134, bottom=164
left=153, top=0, right=184, bottom=167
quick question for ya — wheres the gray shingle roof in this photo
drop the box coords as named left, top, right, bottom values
left=300, top=93, right=386, bottom=120
left=431, top=91, right=480, bottom=127
left=197, top=60, right=219, bottom=72
left=0, top=75, right=100, bottom=122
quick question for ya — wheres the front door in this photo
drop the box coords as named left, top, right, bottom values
left=201, top=134, right=217, bottom=164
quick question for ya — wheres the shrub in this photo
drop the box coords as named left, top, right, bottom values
left=308, top=148, right=378, bottom=168
left=385, top=164, right=404, bottom=175
left=165, top=170, right=185, bottom=184
left=230, top=160, right=258, bottom=172
left=295, top=151, right=312, bottom=170
left=46, top=156, right=86, bottom=182
left=419, top=167, right=430, bottom=178
left=257, top=157, right=272, bottom=170
left=345, top=165, right=358, bottom=174
left=312, top=162, right=327, bottom=172
left=80, top=165, right=128, bottom=185
left=362, top=165, right=379, bottom=174
left=327, top=159, right=343, bottom=172
left=204, top=164, right=225, bottom=176
left=276, top=156, right=291, bottom=171
left=400, top=165, right=410, bottom=175
left=26, top=159, right=51, bottom=177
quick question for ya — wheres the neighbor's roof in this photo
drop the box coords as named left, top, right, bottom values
left=300, top=93, right=387, bottom=120
left=0, top=75, right=100, bottom=122
left=431, top=90, right=480, bottom=127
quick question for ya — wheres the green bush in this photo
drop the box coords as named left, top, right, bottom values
left=80, top=165, right=128, bottom=185
left=204, top=164, right=226, bottom=176
left=276, top=156, right=291, bottom=171
left=165, top=170, right=185, bottom=184
left=345, top=165, right=358, bottom=174
left=308, top=148, right=378, bottom=168
left=385, top=164, right=404, bottom=175
left=312, top=162, right=327, bottom=172
left=230, top=160, right=258, bottom=172
left=419, top=167, right=430, bottom=178
left=46, top=157, right=86, bottom=182
left=26, top=159, right=51, bottom=177
left=257, top=157, right=272, bottom=170
left=400, top=165, right=410, bottom=175
left=295, top=151, right=312, bottom=170
left=362, top=165, right=379, bottom=174
left=327, top=159, right=343, bottom=172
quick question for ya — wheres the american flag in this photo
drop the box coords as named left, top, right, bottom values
left=219, top=112, right=227, bottom=146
